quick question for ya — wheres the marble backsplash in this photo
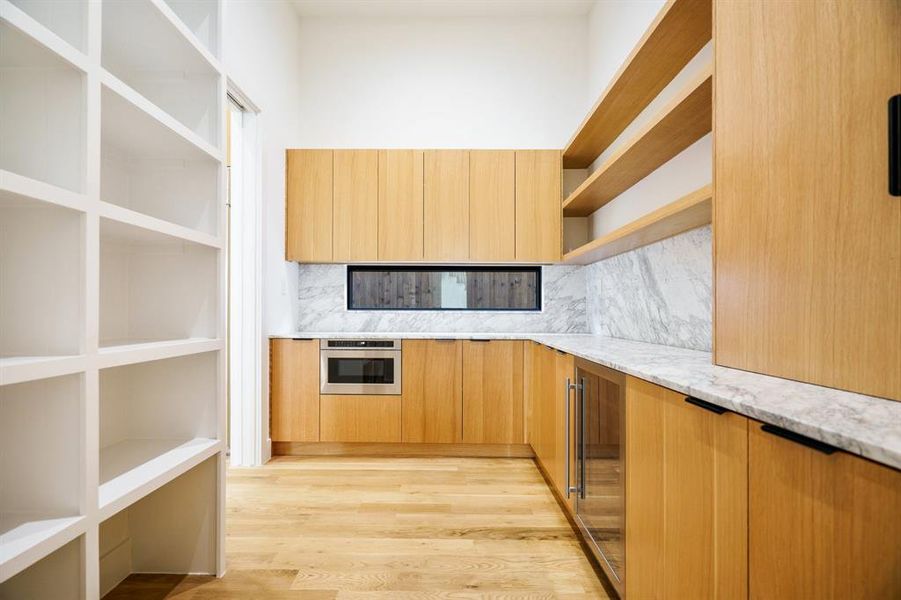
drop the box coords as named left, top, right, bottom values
left=295, top=264, right=587, bottom=333
left=585, top=225, right=712, bottom=351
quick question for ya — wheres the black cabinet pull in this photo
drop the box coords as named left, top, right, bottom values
left=891, top=94, right=900, bottom=197
left=469, top=338, right=491, bottom=342
left=684, top=396, right=728, bottom=414
left=291, top=337, right=314, bottom=341
left=761, top=424, right=838, bottom=455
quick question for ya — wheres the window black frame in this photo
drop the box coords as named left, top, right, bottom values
left=346, top=265, right=542, bottom=312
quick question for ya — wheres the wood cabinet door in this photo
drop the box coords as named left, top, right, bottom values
left=552, top=350, right=574, bottom=503
left=462, top=340, right=524, bottom=444
left=402, top=339, right=462, bottom=443
left=333, top=150, right=378, bottom=261
left=714, top=0, right=901, bottom=400
left=285, top=150, right=333, bottom=262
left=749, top=422, right=901, bottom=599
left=424, top=150, right=470, bottom=261
left=319, top=395, right=401, bottom=442
left=378, top=150, right=424, bottom=261
left=470, top=150, right=515, bottom=261
left=531, top=344, right=555, bottom=473
left=270, top=339, right=320, bottom=442
left=626, top=376, right=748, bottom=599
left=515, top=150, right=561, bottom=262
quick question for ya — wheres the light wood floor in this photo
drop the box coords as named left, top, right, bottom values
left=107, top=456, right=611, bottom=599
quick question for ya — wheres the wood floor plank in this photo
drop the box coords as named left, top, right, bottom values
left=106, top=457, right=609, bottom=599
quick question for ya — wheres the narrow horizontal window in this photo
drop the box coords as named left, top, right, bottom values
left=347, top=266, right=541, bottom=311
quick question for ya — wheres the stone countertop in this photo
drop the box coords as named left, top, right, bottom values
left=270, top=331, right=901, bottom=470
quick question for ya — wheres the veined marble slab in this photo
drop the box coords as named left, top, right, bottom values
left=586, top=225, right=712, bottom=351
left=270, top=331, right=901, bottom=470
left=294, top=264, right=587, bottom=333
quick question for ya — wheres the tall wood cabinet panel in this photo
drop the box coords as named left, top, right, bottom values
left=424, top=150, right=470, bottom=261
left=625, top=376, right=748, bottom=599
left=270, top=339, right=320, bottom=442
left=378, top=149, right=424, bottom=261
left=749, top=422, right=901, bottom=599
left=333, top=150, right=378, bottom=261
left=286, top=150, right=333, bottom=262
left=469, top=150, right=516, bottom=261
left=402, top=339, right=462, bottom=443
left=462, top=340, right=524, bottom=444
left=320, top=395, right=402, bottom=443
left=515, top=150, right=561, bottom=262
left=552, top=349, right=575, bottom=504
left=714, top=0, right=901, bottom=400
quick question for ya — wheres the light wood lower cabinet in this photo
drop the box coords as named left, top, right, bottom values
left=270, top=339, right=320, bottom=442
left=319, top=395, right=402, bottom=443
left=462, top=340, right=524, bottom=444
left=402, top=339, right=462, bottom=443
left=749, top=422, right=901, bottom=599
left=625, top=376, right=748, bottom=600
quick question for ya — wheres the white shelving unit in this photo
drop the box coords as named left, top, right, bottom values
left=0, top=1, right=225, bottom=596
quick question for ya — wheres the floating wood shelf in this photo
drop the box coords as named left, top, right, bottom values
left=564, top=184, right=711, bottom=264
left=562, top=0, right=712, bottom=168
left=562, top=66, right=712, bottom=217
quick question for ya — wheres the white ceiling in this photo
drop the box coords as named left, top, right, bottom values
left=292, top=0, right=596, bottom=18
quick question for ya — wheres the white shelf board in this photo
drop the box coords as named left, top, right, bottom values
left=0, top=355, right=85, bottom=387
left=0, top=169, right=88, bottom=213
left=149, top=0, right=221, bottom=74
left=0, top=513, right=85, bottom=583
left=97, top=338, right=222, bottom=369
left=0, top=0, right=89, bottom=73
left=99, top=202, right=222, bottom=249
left=101, top=71, right=222, bottom=163
left=98, top=438, right=221, bottom=520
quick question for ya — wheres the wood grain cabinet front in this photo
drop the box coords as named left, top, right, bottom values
left=625, top=376, right=748, bottom=599
left=515, top=150, right=561, bottom=262
left=378, top=149, right=424, bottom=261
left=402, top=339, right=463, bottom=443
left=270, top=339, right=320, bottom=442
left=462, top=340, right=524, bottom=444
left=424, top=150, right=470, bottom=261
left=749, top=422, right=901, bottom=599
left=714, top=0, right=901, bottom=399
left=285, top=149, right=333, bottom=262
left=333, top=149, right=378, bottom=261
left=319, top=395, right=402, bottom=443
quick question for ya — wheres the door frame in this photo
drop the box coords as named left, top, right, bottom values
left=226, top=78, right=265, bottom=466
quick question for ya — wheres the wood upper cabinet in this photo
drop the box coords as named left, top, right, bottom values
left=270, top=339, right=320, bottom=442
left=625, top=376, right=748, bottom=600
left=515, top=150, right=561, bottom=262
left=462, top=340, right=524, bottom=444
left=424, top=150, right=470, bottom=261
left=402, top=339, right=462, bottom=443
left=714, top=0, right=901, bottom=400
left=470, top=150, right=515, bottom=261
left=378, top=149, right=424, bottom=261
left=286, top=150, right=332, bottom=262
left=333, top=150, right=378, bottom=261
left=749, top=422, right=901, bottom=599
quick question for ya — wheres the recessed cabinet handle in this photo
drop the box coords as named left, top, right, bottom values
left=469, top=338, right=491, bottom=343
left=760, top=424, right=838, bottom=455
left=890, top=94, right=900, bottom=197
left=684, top=396, right=728, bottom=414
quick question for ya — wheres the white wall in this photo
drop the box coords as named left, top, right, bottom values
left=583, top=0, right=712, bottom=237
left=293, top=15, right=588, bottom=148
left=223, top=0, right=304, bottom=337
